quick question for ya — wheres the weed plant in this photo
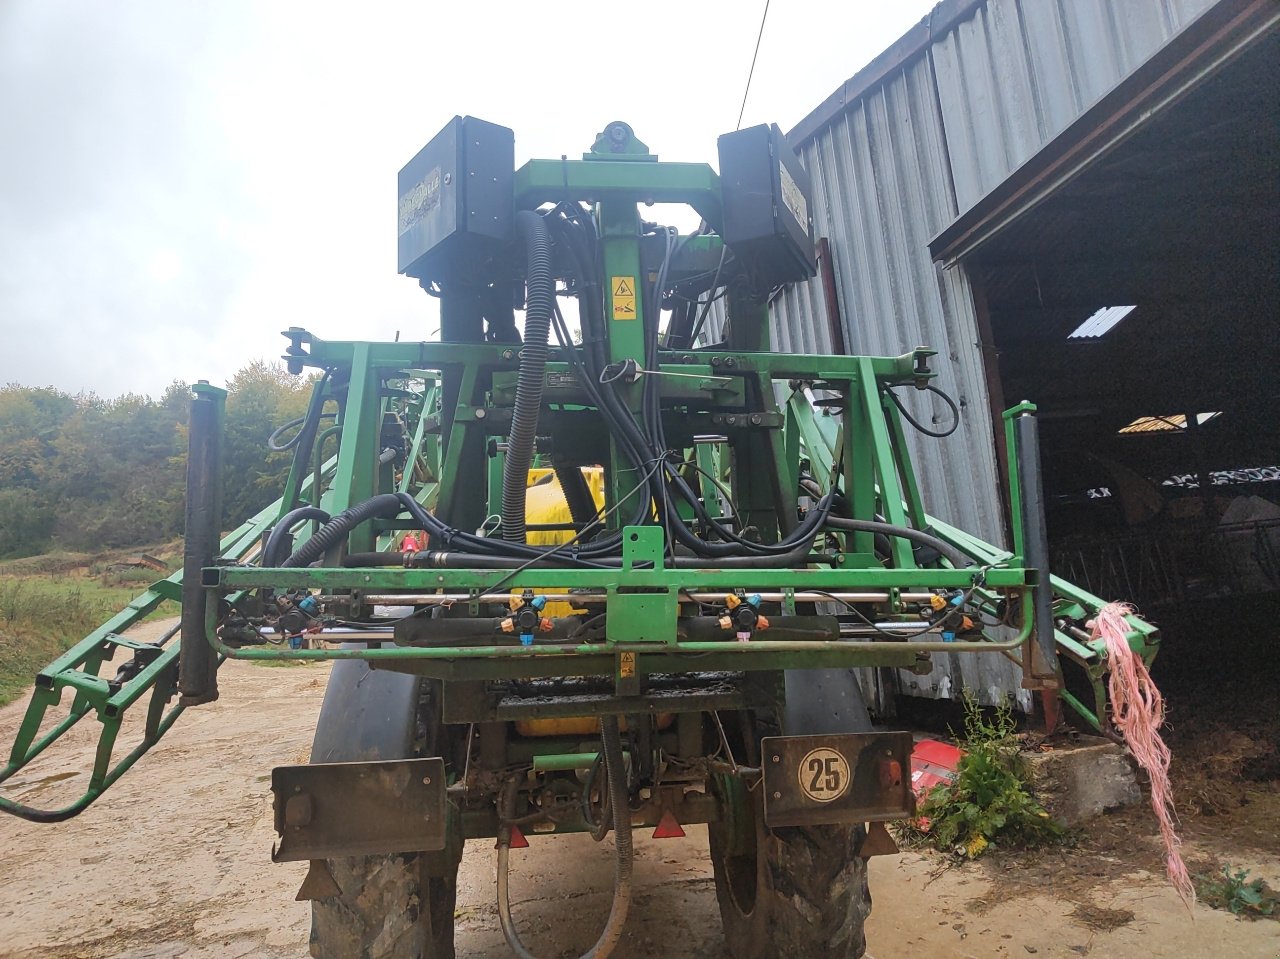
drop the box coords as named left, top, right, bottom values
left=1197, top=865, right=1278, bottom=919
left=903, top=691, right=1064, bottom=857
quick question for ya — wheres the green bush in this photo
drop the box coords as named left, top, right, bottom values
left=906, top=692, right=1064, bottom=858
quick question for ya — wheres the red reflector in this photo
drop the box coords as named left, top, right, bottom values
left=508, top=825, right=529, bottom=849
left=879, top=758, right=903, bottom=789
left=652, top=811, right=685, bottom=839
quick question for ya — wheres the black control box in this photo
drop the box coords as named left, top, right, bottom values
left=717, top=123, right=816, bottom=289
left=397, top=115, right=514, bottom=284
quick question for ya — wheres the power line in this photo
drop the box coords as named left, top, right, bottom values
left=736, top=0, right=771, bottom=130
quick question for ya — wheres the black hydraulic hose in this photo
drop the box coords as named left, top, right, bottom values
left=394, top=492, right=617, bottom=563
left=281, top=368, right=334, bottom=510
left=267, top=411, right=337, bottom=451
left=887, top=384, right=960, bottom=438
left=502, top=210, right=555, bottom=544
left=581, top=752, right=612, bottom=841
left=824, top=516, right=974, bottom=569
left=344, top=541, right=822, bottom=570
left=262, top=507, right=331, bottom=566
left=282, top=493, right=403, bottom=568
left=555, top=463, right=598, bottom=530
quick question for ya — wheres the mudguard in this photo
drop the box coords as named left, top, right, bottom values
left=310, top=644, right=422, bottom=763
left=782, top=668, right=873, bottom=735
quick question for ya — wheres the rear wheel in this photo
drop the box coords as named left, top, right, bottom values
left=307, top=660, right=461, bottom=958
left=310, top=851, right=458, bottom=959
left=710, top=778, right=870, bottom=959
left=710, top=689, right=873, bottom=959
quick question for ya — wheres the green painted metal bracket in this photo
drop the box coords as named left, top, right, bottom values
left=513, top=158, right=723, bottom=229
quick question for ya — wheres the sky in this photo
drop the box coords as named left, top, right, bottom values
left=0, top=0, right=936, bottom=398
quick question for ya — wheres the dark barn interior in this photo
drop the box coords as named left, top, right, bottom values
left=935, top=16, right=1278, bottom=612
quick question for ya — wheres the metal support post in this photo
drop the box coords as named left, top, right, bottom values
left=1014, top=409, right=1060, bottom=685
left=179, top=381, right=226, bottom=706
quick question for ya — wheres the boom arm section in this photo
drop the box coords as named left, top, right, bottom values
left=788, top=389, right=1158, bottom=732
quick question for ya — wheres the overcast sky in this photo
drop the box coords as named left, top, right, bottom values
left=0, top=0, right=934, bottom=398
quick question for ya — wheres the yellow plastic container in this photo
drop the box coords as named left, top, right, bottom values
left=516, top=468, right=674, bottom=736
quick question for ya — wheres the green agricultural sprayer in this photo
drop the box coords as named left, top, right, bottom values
left=0, top=118, right=1156, bottom=958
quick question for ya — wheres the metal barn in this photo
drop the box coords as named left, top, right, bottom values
left=756, top=0, right=1278, bottom=711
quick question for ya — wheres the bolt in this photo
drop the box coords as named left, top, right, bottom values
left=772, top=755, right=781, bottom=764
left=773, top=792, right=782, bottom=800
left=724, top=357, right=737, bottom=368
left=726, top=415, right=737, bottom=426
left=474, top=408, right=487, bottom=419
left=710, top=357, right=722, bottom=367
left=501, top=349, right=515, bottom=361
left=423, top=776, right=432, bottom=785
left=750, top=414, right=762, bottom=425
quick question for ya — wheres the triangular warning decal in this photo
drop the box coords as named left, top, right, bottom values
left=612, top=278, right=634, bottom=296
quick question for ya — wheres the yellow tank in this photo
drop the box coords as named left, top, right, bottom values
left=515, top=468, right=671, bottom=737
left=519, top=467, right=604, bottom=617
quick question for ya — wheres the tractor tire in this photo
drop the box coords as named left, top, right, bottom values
left=307, top=655, right=461, bottom=959
left=711, top=676, right=875, bottom=959
left=310, top=852, right=458, bottom=959
left=710, top=788, right=870, bottom=959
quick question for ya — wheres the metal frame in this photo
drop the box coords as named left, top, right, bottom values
left=0, top=123, right=1155, bottom=826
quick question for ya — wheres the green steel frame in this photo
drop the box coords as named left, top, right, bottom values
left=0, top=124, right=1156, bottom=823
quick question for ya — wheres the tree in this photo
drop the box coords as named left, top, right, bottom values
left=0, top=362, right=317, bottom=557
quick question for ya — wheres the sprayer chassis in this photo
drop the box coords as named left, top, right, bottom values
left=0, top=119, right=1158, bottom=959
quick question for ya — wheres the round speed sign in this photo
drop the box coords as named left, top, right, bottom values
left=797, top=746, right=851, bottom=803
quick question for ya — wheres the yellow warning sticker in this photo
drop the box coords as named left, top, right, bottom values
left=611, top=276, right=637, bottom=320
left=619, top=650, right=637, bottom=678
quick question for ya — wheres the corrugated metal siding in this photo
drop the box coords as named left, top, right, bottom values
left=712, top=0, right=1225, bottom=708
left=932, top=0, right=1218, bottom=211
left=762, top=47, right=1021, bottom=710
left=787, top=58, right=1006, bottom=547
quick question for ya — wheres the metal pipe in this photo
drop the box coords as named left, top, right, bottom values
left=349, top=591, right=935, bottom=605
left=205, top=587, right=1035, bottom=661
left=839, top=622, right=931, bottom=636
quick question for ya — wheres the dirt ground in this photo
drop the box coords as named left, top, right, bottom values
left=0, top=622, right=1276, bottom=959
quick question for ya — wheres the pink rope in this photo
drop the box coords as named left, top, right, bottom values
left=1092, top=602, right=1195, bottom=907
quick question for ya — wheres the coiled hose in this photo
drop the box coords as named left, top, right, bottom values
left=497, top=715, right=632, bottom=959
left=281, top=493, right=403, bottom=568
left=502, top=210, right=555, bottom=544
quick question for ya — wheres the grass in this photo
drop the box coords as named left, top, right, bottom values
left=0, top=559, right=180, bottom=708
